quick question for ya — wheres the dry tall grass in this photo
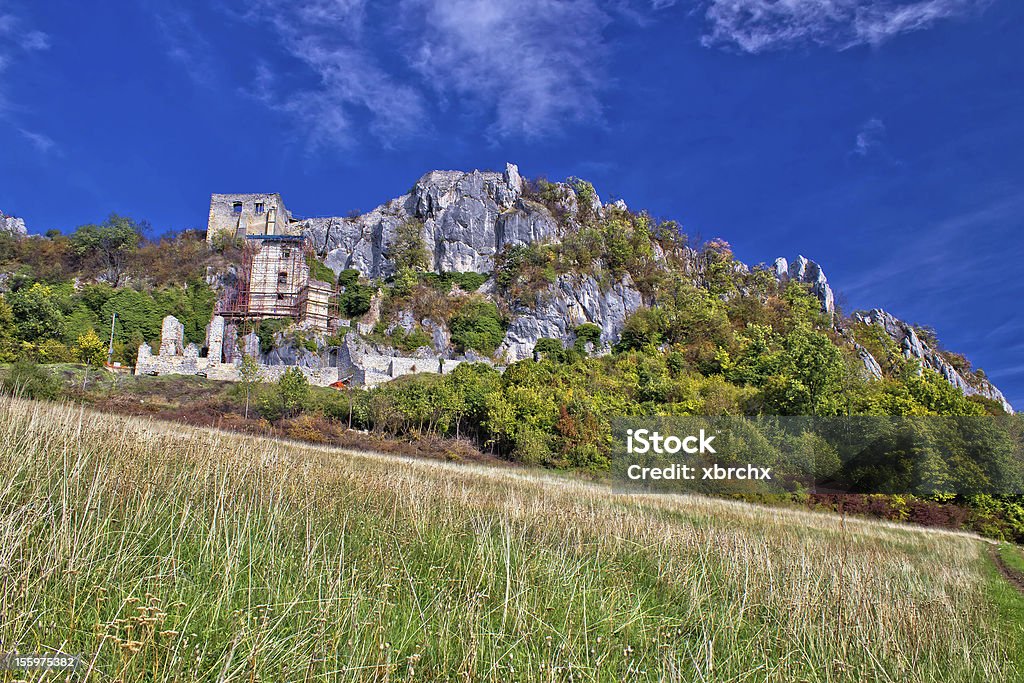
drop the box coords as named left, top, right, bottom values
left=0, top=396, right=1016, bottom=681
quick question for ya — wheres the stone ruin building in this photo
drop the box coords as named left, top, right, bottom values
left=135, top=312, right=468, bottom=388
left=136, top=193, right=471, bottom=388
left=208, top=193, right=332, bottom=333
left=206, top=192, right=294, bottom=243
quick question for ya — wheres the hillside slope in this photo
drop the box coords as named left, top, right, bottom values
left=0, top=396, right=1020, bottom=681
left=293, top=164, right=1012, bottom=412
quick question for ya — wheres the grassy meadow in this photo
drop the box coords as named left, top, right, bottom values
left=0, top=395, right=1022, bottom=681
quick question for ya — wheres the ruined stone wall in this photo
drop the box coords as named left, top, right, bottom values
left=339, top=332, right=472, bottom=388
left=207, top=193, right=294, bottom=243
left=159, top=316, right=185, bottom=356
left=136, top=346, right=346, bottom=386
left=299, top=280, right=332, bottom=333
left=137, top=315, right=485, bottom=390
left=206, top=315, right=225, bottom=363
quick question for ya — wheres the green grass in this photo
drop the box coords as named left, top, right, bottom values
left=985, top=545, right=1024, bottom=674
left=999, top=543, right=1024, bottom=577
left=0, top=395, right=1021, bottom=681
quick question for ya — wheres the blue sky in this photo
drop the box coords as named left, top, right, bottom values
left=0, top=0, right=1021, bottom=407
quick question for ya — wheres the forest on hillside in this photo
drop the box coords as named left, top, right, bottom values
left=1, top=196, right=1021, bottom=541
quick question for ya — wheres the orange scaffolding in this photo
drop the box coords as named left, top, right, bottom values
left=218, top=235, right=308, bottom=320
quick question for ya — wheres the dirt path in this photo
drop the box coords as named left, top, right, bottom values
left=990, top=543, right=1024, bottom=594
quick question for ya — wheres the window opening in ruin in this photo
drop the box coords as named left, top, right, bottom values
left=232, top=202, right=243, bottom=214
left=282, top=248, right=291, bottom=259
left=278, top=271, right=288, bottom=285
left=255, top=202, right=265, bottom=214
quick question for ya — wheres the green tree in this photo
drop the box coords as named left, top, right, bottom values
left=75, top=329, right=107, bottom=367
left=339, top=283, right=374, bottom=317
left=100, top=289, right=160, bottom=348
left=237, top=354, right=262, bottom=419
left=62, top=305, right=102, bottom=346
left=337, top=269, right=361, bottom=288
left=0, top=296, right=17, bottom=362
left=8, top=283, right=65, bottom=342
left=277, top=367, right=310, bottom=419
left=573, top=323, right=602, bottom=353
left=153, top=281, right=216, bottom=344
left=533, top=338, right=563, bottom=359
left=445, top=363, right=502, bottom=439
left=449, top=300, right=505, bottom=356
left=767, top=324, right=846, bottom=415
left=70, top=214, right=144, bottom=286
left=79, top=283, right=116, bottom=317
left=389, top=219, right=429, bottom=271
left=616, top=308, right=666, bottom=351
left=390, top=267, right=419, bottom=297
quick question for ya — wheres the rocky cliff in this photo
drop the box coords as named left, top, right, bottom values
left=296, top=162, right=1012, bottom=413
left=302, top=163, right=559, bottom=277
left=773, top=255, right=835, bottom=315
left=849, top=309, right=1013, bottom=413
left=496, top=273, right=644, bottom=361
left=0, top=210, right=27, bottom=236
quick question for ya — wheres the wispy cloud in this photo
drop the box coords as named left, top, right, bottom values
left=235, top=0, right=426, bottom=150
left=167, top=0, right=615, bottom=150
left=700, top=0, right=989, bottom=53
left=149, top=5, right=218, bottom=88
left=19, top=29, right=48, bottom=51
left=840, top=192, right=1024, bottom=300
left=853, top=117, right=886, bottom=156
left=0, top=1, right=52, bottom=149
left=18, top=127, right=57, bottom=154
left=151, top=0, right=990, bottom=150
left=405, top=0, right=609, bottom=138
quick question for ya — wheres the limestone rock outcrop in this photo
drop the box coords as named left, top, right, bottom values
left=291, top=162, right=1011, bottom=409
left=0, top=210, right=27, bottom=236
left=497, top=274, right=643, bottom=362
left=851, top=309, right=1013, bottom=413
left=774, top=255, right=835, bottom=314
left=301, top=163, right=560, bottom=277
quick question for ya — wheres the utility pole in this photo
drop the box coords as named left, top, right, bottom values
left=107, top=312, right=117, bottom=367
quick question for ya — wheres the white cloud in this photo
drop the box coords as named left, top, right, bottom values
left=237, top=0, right=425, bottom=150
left=0, top=2, right=50, bottom=119
left=854, top=117, right=885, bottom=156
left=201, top=0, right=613, bottom=149
left=18, top=127, right=56, bottom=154
left=149, top=6, right=218, bottom=87
left=405, top=0, right=609, bottom=138
left=701, top=0, right=988, bottom=53
left=19, top=29, right=48, bottom=51
left=152, top=0, right=988, bottom=149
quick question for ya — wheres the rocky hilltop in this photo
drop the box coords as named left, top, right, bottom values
left=294, top=163, right=1012, bottom=413
left=850, top=309, right=1012, bottom=413
left=302, top=163, right=557, bottom=276
left=0, top=210, right=27, bottom=236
